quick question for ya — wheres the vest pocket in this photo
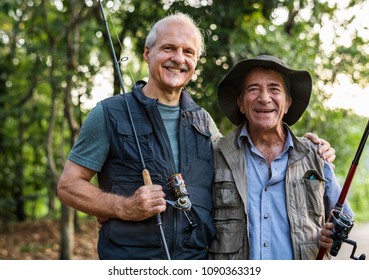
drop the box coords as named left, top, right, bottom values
left=214, top=182, right=242, bottom=207
left=209, top=180, right=246, bottom=256
left=191, top=123, right=212, bottom=160
left=208, top=219, right=244, bottom=254
left=106, top=218, right=162, bottom=248
left=116, top=121, right=154, bottom=161
left=303, top=170, right=325, bottom=217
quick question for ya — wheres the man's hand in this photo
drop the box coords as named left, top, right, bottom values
left=303, top=132, right=336, bottom=166
left=96, top=185, right=166, bottom=228
left=319, top=222, right=334, bottom=250
left=115, top=184, right=167, bottom=221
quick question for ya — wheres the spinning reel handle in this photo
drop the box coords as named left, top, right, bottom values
left=167, top=173, right=192, bottom=211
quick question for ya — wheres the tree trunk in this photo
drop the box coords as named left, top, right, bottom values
left=14, top=121, right=26, bottom=221
left=58, top=0, right=86, bottom=259
left=60, top=204, right=75, bottom=260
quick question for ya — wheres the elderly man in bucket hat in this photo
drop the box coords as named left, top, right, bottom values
left=208, top=55, right=353, bottom=260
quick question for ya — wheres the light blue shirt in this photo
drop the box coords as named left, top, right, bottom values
left=238, top=124, right=353, bottom=260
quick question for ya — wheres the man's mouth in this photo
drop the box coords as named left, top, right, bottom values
left=163, top=62, right=188, bottom=73
left=255, top=109, right=275, bottom=114
left=165, top=67, right=186, bottom=73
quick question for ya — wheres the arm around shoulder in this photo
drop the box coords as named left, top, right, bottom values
left=303, top=132, right=336, bottom=165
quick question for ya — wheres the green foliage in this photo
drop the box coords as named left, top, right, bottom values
left=1, top=0, right=369, bottom=224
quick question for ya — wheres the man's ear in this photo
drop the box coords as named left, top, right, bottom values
left=143, top=47, right=150, bottom=63
left=237, top=95, right=245, bottom=114
left=284, top=96, right=292, bottom=114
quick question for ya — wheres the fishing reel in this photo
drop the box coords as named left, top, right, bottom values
left=166, top=173, right=192, bottom=211
left=329, top=209, right=366, bottom=260
left=166, top=173, right=197, bottom=230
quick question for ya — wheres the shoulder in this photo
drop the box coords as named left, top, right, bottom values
left=215, top=127, right=241, bottom=154
left=68, top=103, right=109, bottom=172
left=296, top=136, right=320, bottom=153
left=78, top=103, right=108, bottom=141
left=202, top=110, right=222, bottom=143
left=293, top=136, right=325, bottom=171
left=100, top=94, right=125, bottom=107
left=84, top=102, right=104, bottom=126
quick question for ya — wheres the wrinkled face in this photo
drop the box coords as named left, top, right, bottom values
left=144, top=20, right=199, bottom=92
left=237, top=68, right=292, bottom=132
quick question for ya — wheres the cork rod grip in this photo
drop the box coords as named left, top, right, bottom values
left=142, top=169, right=152, bottom=185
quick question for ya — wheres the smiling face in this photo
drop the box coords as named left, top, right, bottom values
left=237, top=68, right=292, bottom=134
left=143, top=18, right=199, bottom=101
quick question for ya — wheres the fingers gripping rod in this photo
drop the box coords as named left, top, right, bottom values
left=97, top=0, right=171, bottom=260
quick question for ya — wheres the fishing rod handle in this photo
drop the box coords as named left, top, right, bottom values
left=142, top=168, right=163, bottom=223
left=142, top=168, right=171, bottom=259
left=142, top=169, right=152, bottom=185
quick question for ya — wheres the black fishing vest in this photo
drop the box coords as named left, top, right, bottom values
left=97, top=81, right=215, bottom=259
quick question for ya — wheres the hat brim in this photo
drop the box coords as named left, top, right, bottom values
left=217, top=56, right=312, bottom=126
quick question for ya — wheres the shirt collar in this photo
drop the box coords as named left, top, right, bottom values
left=237, top=123, right=294, bottom=153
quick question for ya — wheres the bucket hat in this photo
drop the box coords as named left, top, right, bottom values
left=217, top=55, right=312, bottom=126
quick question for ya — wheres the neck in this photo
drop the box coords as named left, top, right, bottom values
left=142, top=82, right=182, bottom=106
left=248, top=124, right=287, bottom=165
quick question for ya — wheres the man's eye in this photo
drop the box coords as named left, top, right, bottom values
left=271, top=87, right=282, bottom=93
left=248, top=87, right=259, bottom=93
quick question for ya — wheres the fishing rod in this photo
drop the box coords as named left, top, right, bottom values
left=316, top=119, right=369, bottom=260
left=96, top=0, right=171, bottom=260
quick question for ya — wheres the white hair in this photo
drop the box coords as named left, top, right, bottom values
left=145, top=12, right=205, bottom=57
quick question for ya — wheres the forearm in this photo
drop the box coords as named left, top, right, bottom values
left=57, top=160, right=126, bottom=220
left=57, top=160, right=166, bottom=221
left=58, top=177, right=125, bottom=220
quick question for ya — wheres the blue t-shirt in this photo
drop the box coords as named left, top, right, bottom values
left=157, top=102, right=180, bottom=172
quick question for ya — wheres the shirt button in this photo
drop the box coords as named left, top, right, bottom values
left=263, top=242, right=268, bottom=247
left=264, top=213, right=269, bottom=219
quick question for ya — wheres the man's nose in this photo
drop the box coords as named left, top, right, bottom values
left=171, top=49, right=185, bottom=64
left=258, top=89, right=271, bottom=104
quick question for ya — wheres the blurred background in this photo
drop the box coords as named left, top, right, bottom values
left=1, top=0, right=368, bottom=260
